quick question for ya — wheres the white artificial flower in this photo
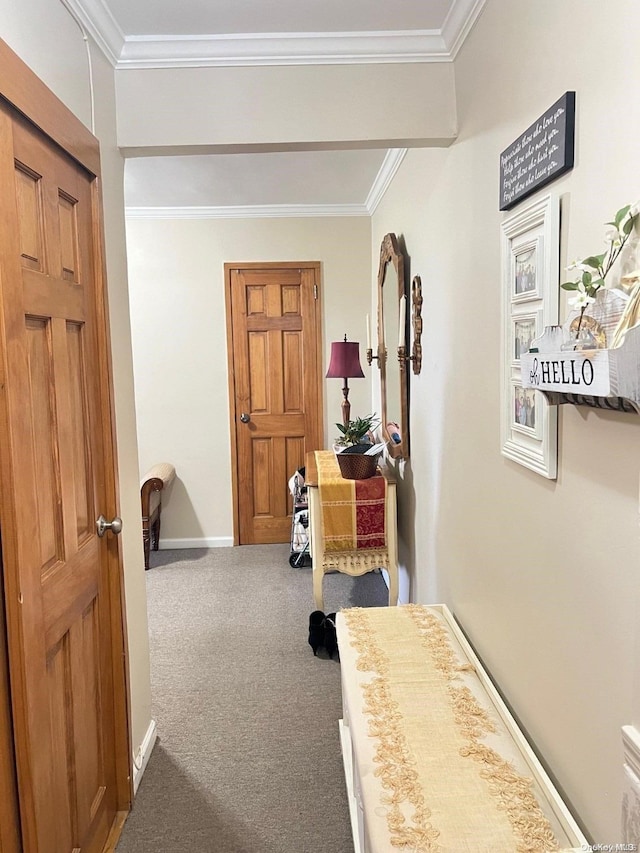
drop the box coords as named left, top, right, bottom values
left=629, top=200, right=640, bottom=217
left=568, top=291, right=595, bottom=309
left=566, top=258, right=582, bottom=271
left=604, top=226, right=622, bottom=246
left=568, top=281, right=596, bottom=309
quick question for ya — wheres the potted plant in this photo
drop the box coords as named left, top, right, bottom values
left=334, top=414, right=380, bottom=454
left=333, top=414, right=381, bottom=479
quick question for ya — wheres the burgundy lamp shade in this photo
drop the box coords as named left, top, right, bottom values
left=325, top=336, right=364, bottom=426
left=326, top=340, right=364, bottom=379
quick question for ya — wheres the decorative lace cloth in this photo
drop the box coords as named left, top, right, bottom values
left=338, top=605, right=577, bottom=853
left=314, top=450, right=386, bottom=553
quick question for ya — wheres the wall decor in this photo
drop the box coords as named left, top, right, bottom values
left=520, top=200, right=640, bottom=413
left=499, top=92, right=575, bottom=211
left=520, top=314, right=640, bottom=414
left=501, top=194, right=559, bottom=478
left=410, top=275, right=423, bottom=374
left=374, top=233, right=410, bottom=459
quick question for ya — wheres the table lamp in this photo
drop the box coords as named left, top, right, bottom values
left=326, top=334, right=364, bottom=426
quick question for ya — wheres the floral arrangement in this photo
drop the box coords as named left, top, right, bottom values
left=561, top=202, right=640, bottom=334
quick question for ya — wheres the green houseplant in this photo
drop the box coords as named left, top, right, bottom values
left=334, top=414, right=380, bottom=450
left=334, top=414, right=382, bottom=479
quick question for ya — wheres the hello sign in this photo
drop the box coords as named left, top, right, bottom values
left=521, top=350, right=611, bottom=396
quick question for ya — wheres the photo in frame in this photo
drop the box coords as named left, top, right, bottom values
left=501, top=194, right=559, bottom=478
left=513, top=243, right=540, bottom=300
left=512, top=383, right=539, bottom=435
left=512, top=311, right=540, bottom=363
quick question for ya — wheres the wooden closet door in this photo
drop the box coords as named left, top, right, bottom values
left=0, top=101, right=120, bottom=852
left=226, top=263, right=323, bottom=545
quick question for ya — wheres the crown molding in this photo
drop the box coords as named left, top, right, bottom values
left=71, top=0, right=486, bottom=68
left=442, top=0, right=487, bottom=59
left=125, top=203, right=371, bottom=220
left=366, top=149, right=407, bottom=214
left=125, top=149, right=409, bottom=218
left=62, top=0, right=124, bottom=66
left=117, top=31, right=448, bottom=69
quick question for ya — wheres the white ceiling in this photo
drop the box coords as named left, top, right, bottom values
left=90, top=0, right=475, bottom=213
left=124, top=150, right=391, bottom=211
left=106, top=0, right=453, bottom=38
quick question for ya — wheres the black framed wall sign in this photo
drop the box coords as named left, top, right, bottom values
left=499, top=92, right=575, bottom=211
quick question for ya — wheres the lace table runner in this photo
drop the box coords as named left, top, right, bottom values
left=340, top=605, right=568, bottom=852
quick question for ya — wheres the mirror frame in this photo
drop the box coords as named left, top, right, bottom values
left=377, top=233, right=409, bottom=459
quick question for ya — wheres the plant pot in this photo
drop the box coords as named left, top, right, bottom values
left=336, top=447, right=379, bottom=480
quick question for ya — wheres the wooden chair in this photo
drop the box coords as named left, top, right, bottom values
left=140, top=463, right=176, bottom=569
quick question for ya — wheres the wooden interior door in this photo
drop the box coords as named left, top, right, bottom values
left=0, top=534, right=21, bottom=853
left=226, top=263, right=323, bottom=545
left=0, top=96, right=125, bottom=851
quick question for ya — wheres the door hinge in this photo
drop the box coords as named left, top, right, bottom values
left=313, top=284, right=318, bottom=300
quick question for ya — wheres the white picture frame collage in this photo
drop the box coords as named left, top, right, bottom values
left=500, top=194, right=559, bottom=478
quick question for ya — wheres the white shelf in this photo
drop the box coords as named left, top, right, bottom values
left=520, top=323, right=640, bottom=413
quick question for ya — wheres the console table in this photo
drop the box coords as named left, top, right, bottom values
left=305, top=450, right=398, bottom=611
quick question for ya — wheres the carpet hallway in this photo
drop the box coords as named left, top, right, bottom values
left=116, top=544, right=388, bottom=853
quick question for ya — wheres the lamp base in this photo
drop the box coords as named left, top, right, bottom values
left=341, top=382, right=351, bottom=426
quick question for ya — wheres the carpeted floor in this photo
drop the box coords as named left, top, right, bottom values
left=116, top=544, right=388, bottom=853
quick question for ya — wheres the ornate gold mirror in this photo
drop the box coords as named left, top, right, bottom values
left=377, top=233, right=409, bottom=459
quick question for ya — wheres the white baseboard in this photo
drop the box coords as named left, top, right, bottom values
left=622, top=725, right=640, bottom=846
left=133, top=719, right=157, bottom=795
left=159, top=537, right=234, bottom=549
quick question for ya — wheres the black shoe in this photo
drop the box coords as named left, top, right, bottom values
left=308, top=611, right=325, bottom=656
left=324, top=612, right=338, bottom=659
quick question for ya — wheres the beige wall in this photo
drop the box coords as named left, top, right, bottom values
left=1, top=2, right=152, bottom=765
left=372, top=0, right=640, bottom=840
left=0, top=0, right=91, bottom=124
left=116, top=63, right=456, bottom=154
left=126, top=214, right=372, bottom=543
